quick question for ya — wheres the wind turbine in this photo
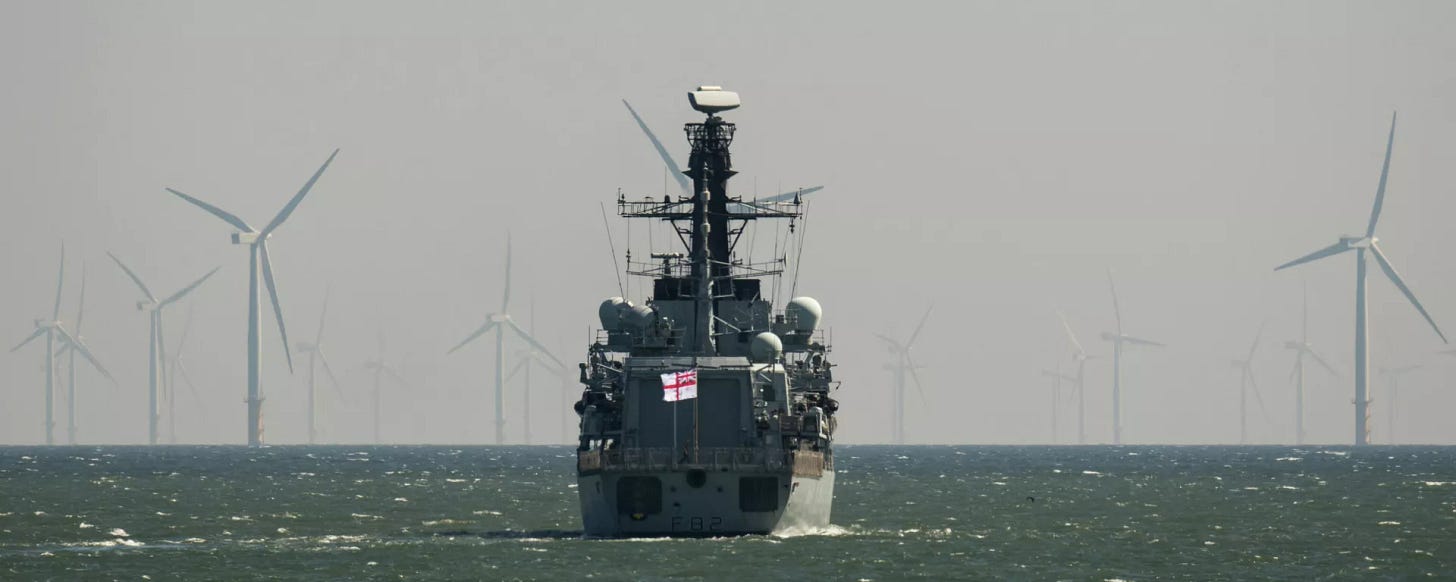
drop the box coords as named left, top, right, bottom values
left=165, top=306, right=207, bottom=443
left=1376, top=364, right=1420, bottom=444
left=59, top=263, right=87, bottom=444
left=1230, top=322, right=1272, bottom=444
left=108, top=252, right=220, bottom=445
left=11, top=245, right=114, bottom=444
left=1040, top=367, right=1075, bottom=444
left=448, top=235, right=565, bottom=444
left=1285, top=284, right=1339, bottom=445
left=623, top=99, right=824, bottom=204
left=166, top=149, right=338, bottom=446
left=1056, top=309, right=1095, bottom=444
left=1099, top=271, right=1165, bottom=445
left=1273, top=113, right=1446, bottom=446
left=363, top=329, right=409, bottom=444
left=502, top=302, right=565, bottom=444
left=295, top=290, right=343, bottom=444
left=875, top=305, right=933, bottom=445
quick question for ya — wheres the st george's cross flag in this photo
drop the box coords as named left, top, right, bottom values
left=661, top=369, right=699, bottom=402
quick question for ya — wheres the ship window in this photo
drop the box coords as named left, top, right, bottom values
left=616, top=476, right=663, bottom=516
left=738, top=477, right=779, bottom=512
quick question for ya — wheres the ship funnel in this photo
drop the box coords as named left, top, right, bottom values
left=598, top=297, right=627, bottom=331
left=750, top=332, right=783, bottom=363
left=786, top=297, right=822, bottom=332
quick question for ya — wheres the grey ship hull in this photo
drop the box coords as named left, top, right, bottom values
left=577, top=451, right=833, bottom=537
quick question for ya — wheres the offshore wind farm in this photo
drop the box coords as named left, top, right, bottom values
left=3, top=1, right=1456, bottom=577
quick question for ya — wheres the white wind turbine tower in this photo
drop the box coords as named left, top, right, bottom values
left=11, top=245, right=114, bottom=444
left=875, top=305, right=933, bottom=445
left=56, top=264, right=88, bottom=445
left=1285, top=284, right=1339, bottom=445
left=449, top=234, right=565, bottom=444
left=363, top=329, right=408, bottom=444
left=166, top=149, right=338, bottom=446
left=1376, top=364, right=1420, bottom=444
left=1273, top=113, right=1446, bottom=446
left=1230, top=322, right=1272, bottom=444
left=295, top=290, right=343, bottom=444
left=1039, top=366, right=1074, bottom=444
left=108, top=252, right=220, bottom=445
left=1056, top=310, right=1096, bottom=444
left=1099, top=271, right=1165, bottom=445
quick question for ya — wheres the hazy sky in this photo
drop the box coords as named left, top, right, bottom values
left=3, top=1, right=1455, bottom=445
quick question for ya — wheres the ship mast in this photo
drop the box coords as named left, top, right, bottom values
left=686, top=112, right=736, bottom=353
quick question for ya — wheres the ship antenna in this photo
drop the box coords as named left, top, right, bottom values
left=599, top=201, right=626, bottom=298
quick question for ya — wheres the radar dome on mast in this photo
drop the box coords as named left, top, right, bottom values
left=598, top=297, right=628, bottom=331
left=786, top=297, right=822, bottom=332
left=750, top=332, right=783, bottom=363
left=688, top=86, right=741, bottom=115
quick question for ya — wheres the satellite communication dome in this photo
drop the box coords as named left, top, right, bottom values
left=785, top=297, right=822, bottom=332
left=624, top=304, right=657, bottom=330
left=750, top=332, right=783, bottom=363
left=598, top=297, right=626, bottom=331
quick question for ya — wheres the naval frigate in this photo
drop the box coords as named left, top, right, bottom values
left=574, top=87, right=838, bottom=537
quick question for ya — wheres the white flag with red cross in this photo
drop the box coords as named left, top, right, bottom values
left=661, top=369, right=699, bottom=402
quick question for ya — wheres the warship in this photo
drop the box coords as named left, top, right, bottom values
left=573, top=87, right=839, bottom=536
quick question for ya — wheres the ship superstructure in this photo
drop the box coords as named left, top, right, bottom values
left=574, top=87, right=838, bottom=536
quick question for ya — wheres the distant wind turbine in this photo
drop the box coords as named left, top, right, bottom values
left=59, top=263, right=88, bottom=445
left=623, top=99, right=824, bottom=204
left=364, top=329, right=409, bottom=444
left=448, top=234, right=565, bottom=444
left=165, top=306, right=206, bottom=443
left=108, top=252, right=219, bottom=445
left=166, top=149, right=338, bottom=446
left=1273, top=113, right=1446, bottom=446
left=296, top=290, right=343, bottom=444
left=1040, top=367, right=1075, bottom=444
left=1284, top=284, right=1339, bottom=445
left=1056, top=309, right=1096, bottom=444
left=1230, top=322, right=1272, bottom=444
left=875, top=305, right=933, bottom=445
left=1100, top=271, right=1165, bottom=445
left=1376, top=364, right=1420, bottom=444
left=502, top=302, right=565, bottom=444
left=11, top=245, right=113, bottom=444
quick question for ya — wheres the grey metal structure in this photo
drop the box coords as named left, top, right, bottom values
left=576, top=88, right=838, bottom=536
left=1274, top=113, right=1447, bottom=446
left=166, top=150, right=337, bottom=446
left=1099, top=271, right=1165, bottom=445
left=108, top=252, right=219, bottom=445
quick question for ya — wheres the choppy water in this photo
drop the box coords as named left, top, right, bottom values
left=1, top=445, right=1453, bottom=580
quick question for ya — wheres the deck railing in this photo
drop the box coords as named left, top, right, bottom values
left=578, top=447, right=831, bottom=475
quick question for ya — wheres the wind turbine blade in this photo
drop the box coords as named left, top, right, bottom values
left=1121, top=335, right=1166, bottom=348
left=317, top=349, right=345, bottom=399
left=177, top=360, right=203, bottom=405
left=53, top=243, right=65, bottom=321
left=1244, top=320, right=1267, bottom=363
left=75, top=263, right=87, bottom=334
left=623, top=100, right=691, bottom=194
left=448, top=319, right=499, bottom=354
left=165, top=188, right=254, bottom=232
left=1107, top=269, right=1123, bottom=336
left=260, top=149, right=338, bottom=237
left=1366, top=111, right=1397, bottom=237
left=315, top=286, right=329, bottom=346
left=160, top=266, right=221, bottom=307
left=174, top=306, right=194, bottom=361
left=259, top=243, right=295, bottom=372
left=1247, top=367, right=1272, bottom=426
left=527, top=349, right=565, bottom=373
left=906, top=355, right=929, bottom=408
left=757, top=186, right=825, bottom=204
left=106, top=251, right=158, bottom=303
left=504, top=318, right=565, bottom=369
left=1274, top=240, right=1352, bottom=271
left=1288, top=353, right=1300, bottom=383
left=872, top=333, right=902, bottom=350
left=380, top=365, right=410, bottom=387
left=906, top=304, right=934, bottom=348
left=11, top=327, right=46, bottom=352
left=505, top=357, right=529, bottom=383
left=1056, top=309, right=1085, bottom=356
left=1369, top=243, right=1447, bottom=343
left=54, top=326, right=113, bottom=382
left=1306, top=348, right=1340, bottom=377
left=501, top=233, right=512, bottom=313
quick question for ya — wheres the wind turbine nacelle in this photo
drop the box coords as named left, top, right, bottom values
left=231, top=232, right=260, bottom=244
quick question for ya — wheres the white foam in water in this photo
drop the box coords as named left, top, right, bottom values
left=772, top=523, right=854, bottom=538
left=109, top=528, right=129, bottom=537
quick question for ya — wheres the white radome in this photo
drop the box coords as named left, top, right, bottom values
left=786, top=297, right=822, bottom=332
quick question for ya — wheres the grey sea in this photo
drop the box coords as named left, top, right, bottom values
left=1, top=445, right=1453, bottom=580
